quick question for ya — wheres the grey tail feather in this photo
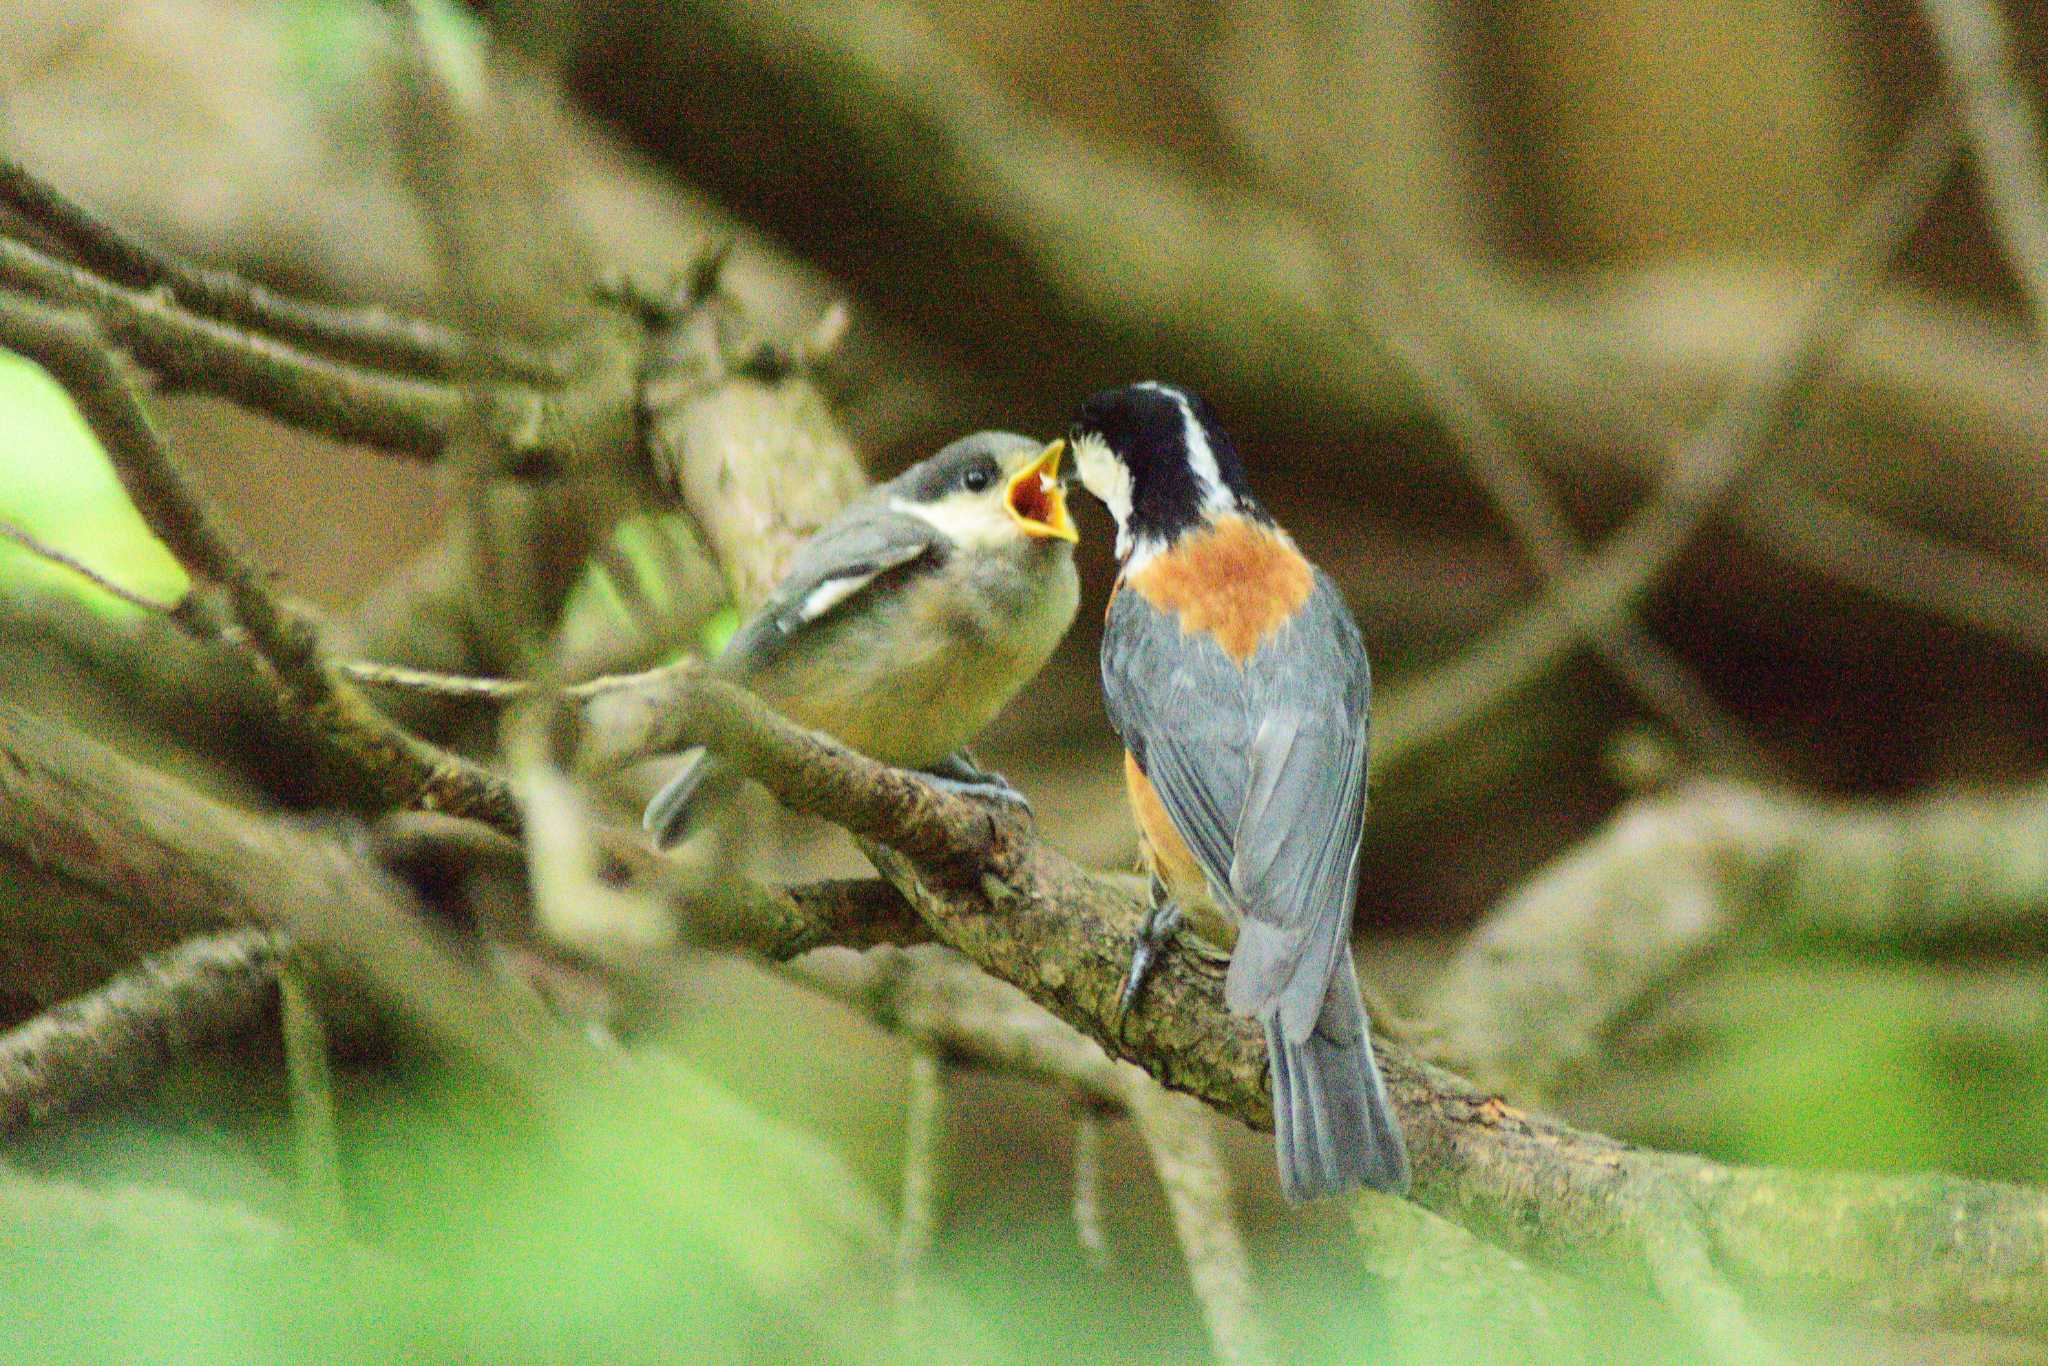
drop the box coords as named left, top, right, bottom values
left=1266, top=980, right=1410, bottom=1202
left=642, top=748, right=717, bottom=849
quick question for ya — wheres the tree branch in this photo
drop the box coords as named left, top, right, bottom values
left=1737, top=469, right=2048, bottom=658
left=0, top=235, right=472, bottom=458
left=893, top=1050, right=946, bottom=1345
left=1374, top=101, right=1960, bottom=773
left=0, top=930, right=280, bottom=1130
left=1919, top=0, right=2048, bottom=334
left=0, top=297, right=521, bottom=833
left=704, top=710, right=2048, bottom=1340
left=1325, top=210, right=1783, bottom=779
left=1124, top=1076, right=1276, bottom=1366
left=0, top=515, right=179, bottom=618
left=0, top=156, right=569, bottom=384
left=13, top=550, right=2043, bottom=1336
left=1423, top=777, right=2048, bottom=1102
left=1070, top=1100, right=1112, bottom=1269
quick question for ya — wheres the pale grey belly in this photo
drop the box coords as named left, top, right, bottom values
left=748, top=554, right=1077, bottom=769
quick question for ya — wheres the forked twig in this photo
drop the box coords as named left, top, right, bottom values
left=0, top=157, right=567, bottom=383
left=1374, top=104, right=1961, bottom=772
left=0, top=297, right=521, bottom=833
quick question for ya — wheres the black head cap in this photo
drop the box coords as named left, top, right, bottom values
left=1068, top=383, right=1259, bottom=545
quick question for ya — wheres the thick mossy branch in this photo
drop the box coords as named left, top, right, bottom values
left=5, top=696, right=2048, bottom=1332
left=578, top=678, right=2048, bottom=1336
left=574, top=662, right=1001, bottom=872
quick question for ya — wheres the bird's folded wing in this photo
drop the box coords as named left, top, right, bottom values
left=721, top=512, right=945, bottom=669
left=1103, top=579, right=1371, bottom=1042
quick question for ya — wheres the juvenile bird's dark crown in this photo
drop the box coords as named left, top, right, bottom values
left=1068, top=383, right=1262, bottom=549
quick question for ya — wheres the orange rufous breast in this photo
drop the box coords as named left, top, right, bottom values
left=1126, top=515, right=1313, bottom=663
left=1123, top=749, right=1208, bottom=903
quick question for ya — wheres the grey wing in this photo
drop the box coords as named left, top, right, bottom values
left=1106, top=575, right=1372, bottom=1045
left=1226, top=575, right=1371, bottom=1041
left=1101, top=588, right=1254, bottom=895
left=718, top=508, right=942, bottom=676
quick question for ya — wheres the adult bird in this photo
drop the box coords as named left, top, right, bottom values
left=644, top=431, right=1079, bottom=847
left=1065, top=382, right=1409, bottom=1200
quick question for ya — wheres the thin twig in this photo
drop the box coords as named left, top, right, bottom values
left=278, top=947, right=347, bottom=1234
left=1738, top=473, right=2048, bottom=657
left=1920, top=0, right=2048, bottom=333
left=0, top=930, right=281, bottom=1130
left=340, top=659, right=536, bottom=700
left=1375, top=102, right=1961, bottom=772
left=0, top=297, right=521, bottom=833
left=0, top=520, right=575, bottom=699
left=1124, top=1076, right=1276, bottom=1366
left=0, top=157, right=568, bottom=384
left=1331, top=213, right=1784, bottom=780
left=0, top=516, right=179, bottom=616
left=894, top=1050, right=946, bottom=1344
left=1071, top=1101, right=1112, bottom=1269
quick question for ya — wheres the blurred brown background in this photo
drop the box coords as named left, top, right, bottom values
left=6, top=2, right=2048, bottom=1353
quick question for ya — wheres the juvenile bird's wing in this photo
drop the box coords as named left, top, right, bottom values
left=717, top=508, right=945, bottom=676
left=1103, top=573, right=1371, bottom=1042
left=646, top=508, right=941, bottom=849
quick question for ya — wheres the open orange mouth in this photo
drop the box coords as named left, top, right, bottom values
left=1005, top=440, right=1079, bottom=543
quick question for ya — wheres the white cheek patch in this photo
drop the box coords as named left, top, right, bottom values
left=1071, top=433, right=1136, bottom=555
left=893, top=493, right=1017, bottom=552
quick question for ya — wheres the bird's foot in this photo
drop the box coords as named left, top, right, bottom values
left=920, top=752, right=1032, bottom=814
left=1118, top=900, right=1184, bottom=1017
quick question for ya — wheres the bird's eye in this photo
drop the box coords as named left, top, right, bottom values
left=962, top=463, right=996, bottom=493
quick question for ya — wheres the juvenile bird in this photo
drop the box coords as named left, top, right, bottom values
left=1065, top=382, right=1409, bottom=1201
left=644, top=431, right=1079, bottom=847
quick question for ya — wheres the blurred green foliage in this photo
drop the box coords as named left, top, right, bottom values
left=2, top=1053, right=887, bottom=1365
left=558, top=512, right=742, bottom=665
left=0, top=351, right=188, bottom=615
left=1659, top=961, right=2048, bottom=1181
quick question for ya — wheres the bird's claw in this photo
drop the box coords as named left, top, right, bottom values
left=1118, top=900, right=1184, bottom=1017
left=921, top=754, right=1033, bottom=814
left=922, top=772, right=1033, bottom=813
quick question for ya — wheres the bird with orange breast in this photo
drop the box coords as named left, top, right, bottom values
left=1063, top=381, right=1409, bottom=1201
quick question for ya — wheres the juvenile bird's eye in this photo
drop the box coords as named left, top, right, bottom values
left=962, top=463, right=996, bottom=493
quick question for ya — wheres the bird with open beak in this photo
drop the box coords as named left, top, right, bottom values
left=644, top=431, right=1079, bottom=846
left=1064, top=382, right=1409, bottom=1202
